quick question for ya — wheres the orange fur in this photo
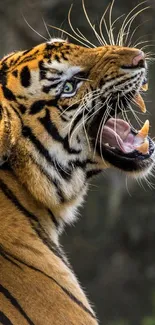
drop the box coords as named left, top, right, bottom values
left=0, top=40, right=153, bottom=324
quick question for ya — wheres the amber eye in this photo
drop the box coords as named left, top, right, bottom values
left=61, top=75, right=84, bottom=98
left=63, top=81, right=74, bottom=94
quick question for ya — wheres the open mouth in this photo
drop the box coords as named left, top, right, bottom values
left=90, top=81, right=155, bottom=172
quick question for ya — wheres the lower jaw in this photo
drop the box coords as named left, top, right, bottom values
left=88, top=89, right=155, bottom=174
left=93, top=137, right=155, bottom=174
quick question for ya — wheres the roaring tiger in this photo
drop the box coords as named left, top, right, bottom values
left=0, top=34, right=154, bottom=324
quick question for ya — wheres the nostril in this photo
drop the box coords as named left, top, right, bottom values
left=132, top=51, right=145, bottom=67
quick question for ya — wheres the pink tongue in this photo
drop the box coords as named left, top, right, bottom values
left=102, top=118, right=135, bottom=153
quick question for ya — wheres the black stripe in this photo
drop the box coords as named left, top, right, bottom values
left=44, top=52, right=51, bottom=60
left=54, top=54, right=60, bottom=62
left=60, top=114, right=69, bottom=122
left=39, top=108, right=63, bottom=142
left=0, top=285, right=34, bottom=325
left=2, top=53, right=15, bottom=62
left=0, top=179, right=67, bottom=265
left=0, top=312, right=13, bottom=325
left=30, top=152, right=86, bottom=191
left=22, top=124, right=65, bottom=169
left=18, top=55, right=38, bottom=66
left=61, top=103, right=79, bottom=112
left=22, top=127, right=66, bottom=202
left=70, top=111, right=83, bottom=135
left=47, top=77, right=61, bottom=82
left=31, top=149, right=86, bottom=184
left=12, top=69, right=18, bottom=78
left=20, top=66, right=31, bottom=88
left=13, top=52, right=39, bottom=68
left=86, top=169, right=101, bottom=178
left=39, top=60, right=47, bottom=80
left=10, top=104, right=23, bottom=127
left=61, top=52, right=68, bottom=61
left=2, top=86, right=16, bottom=101
left=18, top=104, right=27, bottom=114
left=39, top=109, right=81, bottom=154
left=18, top=50, right=39, bottom=66
left=0, top=248, right=22, bottom=269
left=1, top=248, right=96, bottom=320
left=42, top=81, right=61, bottom=93
left=30, top=100, right=46, bottom=114
left=45, top=43, right=61, bottom=51
left=0, top=71, right=7, bottom=86
left=23, top=48, right=33, bottom=55
left=102, top=74, right=138, bottom=94
left=47, top=209, right=59, bottom=229
left=29, top=154, right=65, bottom=203
left=74, top=71, right=89, bottom=80
left=17, top=95, right=28, bottom=100
left=0, top=63, right=7, bottom=86
left=29, top=99, right=58, bottom=115
left=52, top=178, right=65, bottom=203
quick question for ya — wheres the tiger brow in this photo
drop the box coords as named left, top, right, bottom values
left=73, top=71, right=91, bottom=82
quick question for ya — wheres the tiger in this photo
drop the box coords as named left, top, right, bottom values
left=0, top=33, right=154, bottom=324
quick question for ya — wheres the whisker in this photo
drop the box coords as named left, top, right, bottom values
left=98, top=101, right=112, bottom=166
left=68, top=92, right=102, bottom=142
left=108, top=0, right=115, bottom=45
left=140, top=44, right=155, bottom=51
left=76, top=28, right=96, bottom=48
left=93, top=97, right=111, bottom=160
left=111, top=13, right=125, bottom=46
left=124, top=6, right=150, bottom=46
left=48, top=24, right=90, bottom=48
left=127, top=20, right=150, bottom=47
left=22, top=15, right=48, bottom=41
left=134, top=40, right=153, bottom=48
left=99, top=2, right=110, bottom=46
left=68, top=5, right=95, bottom=48
left=117, top=1, right=148, bottom=46
left=82, top=0, right=104, bottom=46
left=42, top=17, right=52, bottom=40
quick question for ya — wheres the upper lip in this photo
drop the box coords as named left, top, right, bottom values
left=121, top=57, right=147, bottom=70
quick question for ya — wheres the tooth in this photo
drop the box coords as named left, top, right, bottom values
left=136, top=140, right=149, bottom=154
left=138, top=120, right=149, bottom=138
left=141, top=83, right=148, bottom=92
left=134, top=93, right=146, bottom=113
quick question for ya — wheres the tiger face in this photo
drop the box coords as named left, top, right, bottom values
left=0, top=39, right=154, bottom=183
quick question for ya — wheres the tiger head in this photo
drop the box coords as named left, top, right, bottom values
left=0, top=39, right=154, bottom=214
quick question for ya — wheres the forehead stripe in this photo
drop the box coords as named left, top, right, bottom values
left=2, top=86, right=16, bottom=101
left=20, top=66, right=31, bottom=88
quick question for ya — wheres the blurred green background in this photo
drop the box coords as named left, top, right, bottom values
left=1, top=0, right=155, bottom=324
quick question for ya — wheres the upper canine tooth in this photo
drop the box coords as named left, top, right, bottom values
left=136, top=139, right=149, bottom=154
left=141, top=83, right=148, bottom=92
left=134, top=93, right=146, bottom=113
left=138, top=120, right=149, bottom=138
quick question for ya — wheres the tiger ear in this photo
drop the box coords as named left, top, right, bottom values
left=0, top=105, right=20, bottom=166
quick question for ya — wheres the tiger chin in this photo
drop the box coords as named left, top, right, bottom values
left=0, top=38, right=154, bottom=325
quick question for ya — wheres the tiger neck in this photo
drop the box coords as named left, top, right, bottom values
left=0, top=167, right=58, bottom=241
left=0, top=162, right=87, bottom=246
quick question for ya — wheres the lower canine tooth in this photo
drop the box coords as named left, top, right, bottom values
left=136, top=140, right=149, bottom=154
left=138, top=120, right=149, bottom=138
left=141, top=83, right=148, bottom=92
left=134, top=93, right=146, bottom=113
